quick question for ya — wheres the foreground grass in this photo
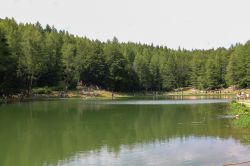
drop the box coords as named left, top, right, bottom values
left=229, top=101, right=250, bottom=128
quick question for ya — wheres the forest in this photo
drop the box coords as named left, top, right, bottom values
left=0, top=17, right=250, bottom=94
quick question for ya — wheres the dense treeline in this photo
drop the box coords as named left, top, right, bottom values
left=0, top=18, right=250, bottom=94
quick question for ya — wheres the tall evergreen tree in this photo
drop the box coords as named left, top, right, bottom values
left=0, top=30, right=17, bottom=94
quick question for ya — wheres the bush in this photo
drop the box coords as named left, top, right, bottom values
left=32, top=87, right=52, bottom=94
left=229, top=102, right=250, bottom=128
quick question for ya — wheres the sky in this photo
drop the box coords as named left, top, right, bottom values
left=1, top=0, right=250, bottom=50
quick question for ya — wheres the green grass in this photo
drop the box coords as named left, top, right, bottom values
left=229, top=102, right=250, bottom=128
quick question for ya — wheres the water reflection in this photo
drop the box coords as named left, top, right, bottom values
left=0, top=100, right=249, bottom=166
left=59, top=138, right=250, bottom=166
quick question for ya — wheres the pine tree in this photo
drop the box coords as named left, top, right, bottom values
left=0, top=31, right=16, bottom=94
left=161, top=54, right=176, bottom=91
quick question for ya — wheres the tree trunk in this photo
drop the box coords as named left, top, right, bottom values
left=28, top=74, right=33, bottom=95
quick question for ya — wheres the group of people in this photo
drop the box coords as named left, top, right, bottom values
left=236, top=91, right=250, bottom=100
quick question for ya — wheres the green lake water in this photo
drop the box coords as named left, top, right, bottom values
left=0, top=99, right=250, bottom=166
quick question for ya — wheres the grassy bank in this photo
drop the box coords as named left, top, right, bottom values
left=229, top=101, right=250, bottom=128
left=166, top=87, right=250, bottom=96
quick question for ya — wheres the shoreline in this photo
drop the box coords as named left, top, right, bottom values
left=2, top=87, right=249, bottom=104
left=0, top=92, right=235, bottom=104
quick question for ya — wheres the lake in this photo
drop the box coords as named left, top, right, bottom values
left=0, top=99, right=250, bottom=166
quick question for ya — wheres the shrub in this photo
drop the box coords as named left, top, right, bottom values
left=32, top=87, right=52, bottom=94
left=230, top=102, right=250, bottom=128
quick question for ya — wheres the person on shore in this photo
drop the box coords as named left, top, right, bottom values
left=60, top=91, right=65, bottom=98
left=236, top=93, right=241, bottom=100
left=246, top=93, right=249, bottom=99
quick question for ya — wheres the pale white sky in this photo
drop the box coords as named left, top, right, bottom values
left=1, top=0, right=250, bottom=49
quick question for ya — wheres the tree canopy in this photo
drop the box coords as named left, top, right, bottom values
left=0, top=17, right=249, bottom=94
